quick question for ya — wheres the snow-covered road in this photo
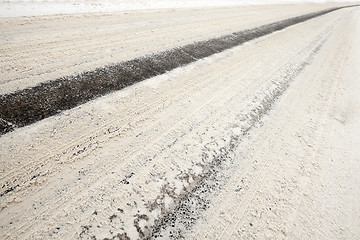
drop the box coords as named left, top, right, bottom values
left=1, top=3, right=360, bottom=239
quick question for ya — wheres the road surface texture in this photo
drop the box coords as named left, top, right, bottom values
left=1, top=2, right=360, bottom=240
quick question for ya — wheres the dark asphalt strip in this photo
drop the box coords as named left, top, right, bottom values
left=0, top=5, right=358, bottom=136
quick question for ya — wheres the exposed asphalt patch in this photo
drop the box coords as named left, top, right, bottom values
left=0, top=4, right=358, bottom=136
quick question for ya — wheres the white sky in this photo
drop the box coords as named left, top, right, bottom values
left=0, top=0, right=359, bottom=17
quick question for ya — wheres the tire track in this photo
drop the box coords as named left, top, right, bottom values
left=148, top=34, right=327, bottom=240
left=187, top=9, right=356, bottom=239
